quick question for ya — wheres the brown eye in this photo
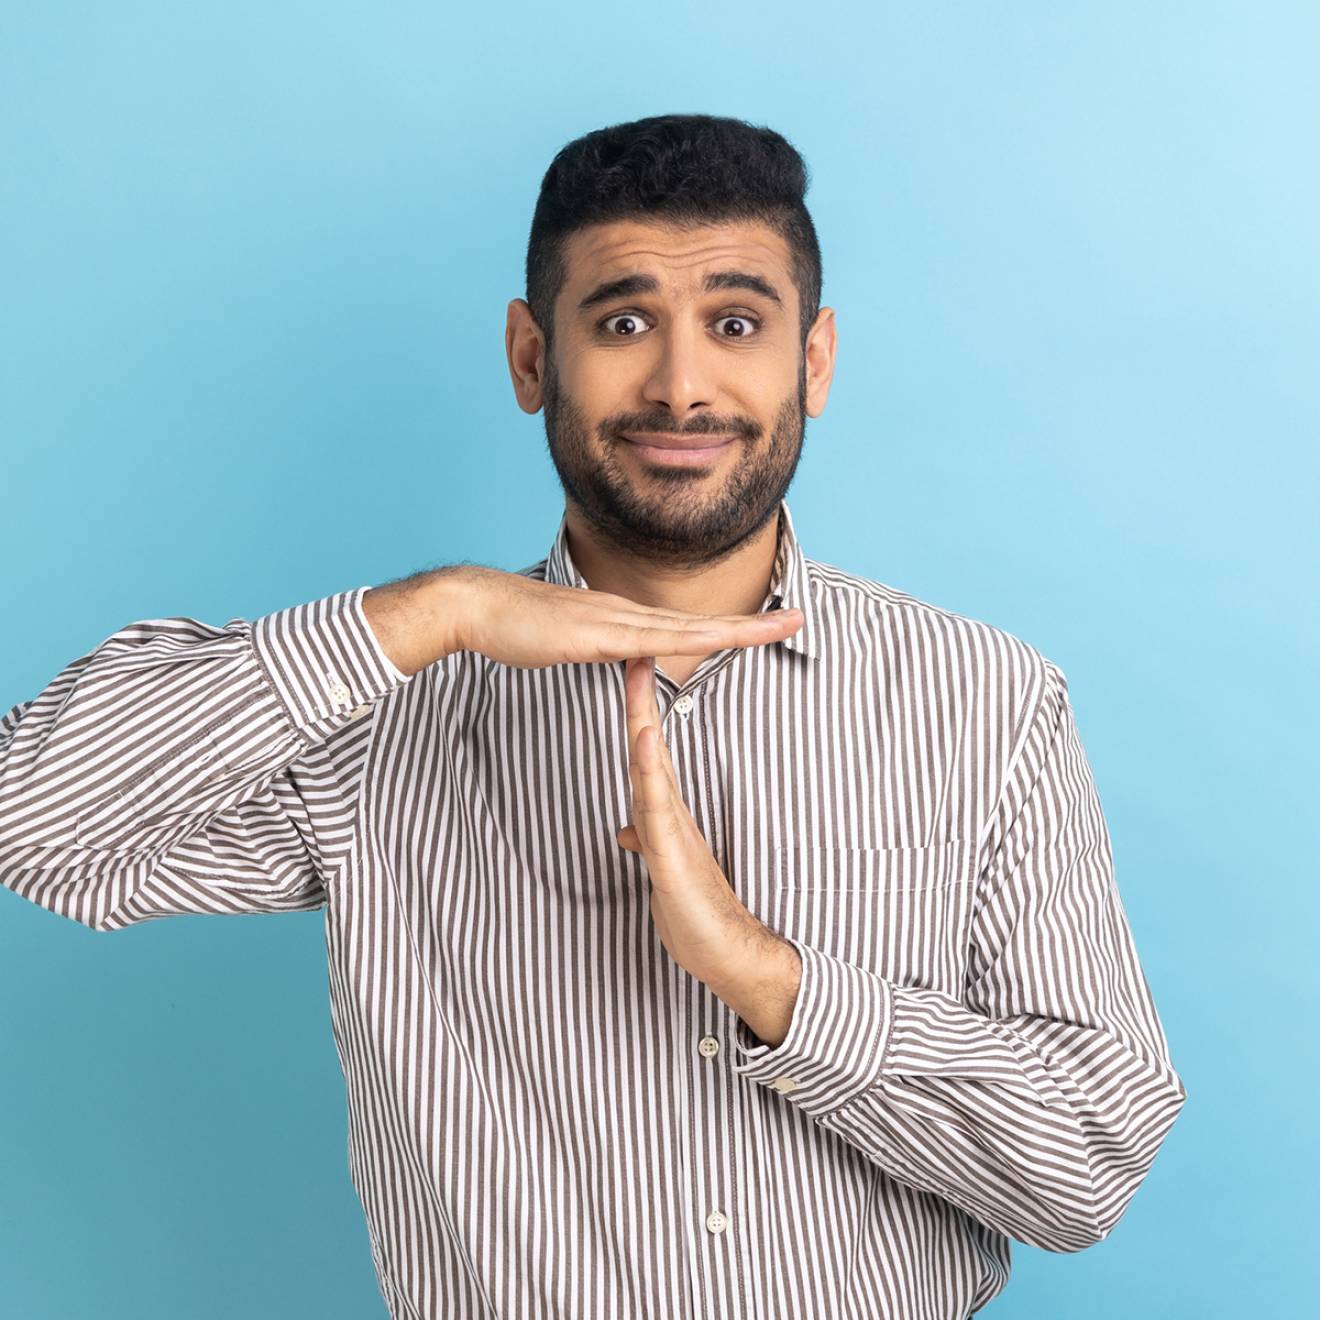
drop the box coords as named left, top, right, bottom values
left=600, top=313, right=650, bottom=337
left=714, top=315, right=760, bottom=338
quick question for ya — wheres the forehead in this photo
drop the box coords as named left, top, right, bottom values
left=559, top=218, right=794, bottom=298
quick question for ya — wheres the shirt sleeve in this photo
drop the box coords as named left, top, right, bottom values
left=729, top=660, right=1188, bottom=1253
left=0, top=587, right=411, bottom=931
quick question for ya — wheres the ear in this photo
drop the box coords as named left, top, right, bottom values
left=506, top=298, right=549, bottom=414
left=803, top=306, right=837, bottom=418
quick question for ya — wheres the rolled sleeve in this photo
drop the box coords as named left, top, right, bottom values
left=729, top=934, right=896, bottom=1120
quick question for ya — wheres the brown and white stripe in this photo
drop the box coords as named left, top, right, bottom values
left=0, top=499, right=1187, bottom=1319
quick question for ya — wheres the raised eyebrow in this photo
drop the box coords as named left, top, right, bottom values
left=702, top=270, right=783, bottom=306
left=575, top=269, right=783, bottom=315
left=576, top=274, right=660, bottom=314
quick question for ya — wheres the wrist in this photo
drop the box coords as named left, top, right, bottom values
left=426, top=565, right=482, bottom=659
left=363, top=565, right=476, bottom=677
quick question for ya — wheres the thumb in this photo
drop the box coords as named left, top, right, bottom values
left=616, top=823, right=642, bottom=853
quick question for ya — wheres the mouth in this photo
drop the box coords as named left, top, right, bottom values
left=621, top=432, right=737, bottom=466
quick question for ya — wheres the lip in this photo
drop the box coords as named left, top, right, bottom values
left=622, top=432, right=737, bottom=466
left=622, top=432, right=739, bottom=450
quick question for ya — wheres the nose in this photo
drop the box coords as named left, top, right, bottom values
left=640, top=316, right=717, bottom=417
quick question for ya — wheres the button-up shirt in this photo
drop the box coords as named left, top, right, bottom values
left=0, top=500, right=1187, bottom=1319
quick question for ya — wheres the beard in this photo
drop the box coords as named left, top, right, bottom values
left=540, top=353, right=808, bottom=572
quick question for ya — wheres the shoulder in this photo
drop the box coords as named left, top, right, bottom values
left=804, top=556, right=1066, bottom=716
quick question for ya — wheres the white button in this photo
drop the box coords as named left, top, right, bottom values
left=697, top=1035, right=720, bottom=1058
left=673, top=695, right=693, bottom=716
left=324, top=671, right=352, bottom=708
left=705, top=1210, right=728, bottom=1234
left=349, top=704, right=370, bottom=720
left=769, top=1076, right=798, bottom=1094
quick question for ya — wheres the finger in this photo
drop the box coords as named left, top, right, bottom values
left=624, top=657, right=680, bottom=798
left=601, top=606, right=801, bottom=632
left=616, top=823, right=641, bottom=853
left=623, top=690, right=679, bottom=856
left=623, top=656, right=675, bottom=796
left=596, top=610, right=805, bottom=659
left=623, top=655, right=651, bottom=762
left=624, top=726, right=656, bottom=855
left=581, top=587, right=799, bottom=630
left=632, top=725, right=687, bottom=873
left=623, top=654, right=662, bottom=735
left=641, top=659, right=683, bottom=796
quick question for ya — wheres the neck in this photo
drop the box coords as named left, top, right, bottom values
left=563, top=504, right=782, bottom=619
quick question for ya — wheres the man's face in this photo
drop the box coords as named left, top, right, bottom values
left=534, top=218, right=815, bottom=570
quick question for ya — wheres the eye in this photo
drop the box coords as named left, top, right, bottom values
left=713, top=313, right=761, bottom=339
left=598, top=312, right=652, bottom=337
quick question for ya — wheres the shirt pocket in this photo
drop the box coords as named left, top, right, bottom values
left=773, top=838, right=976, bottom=995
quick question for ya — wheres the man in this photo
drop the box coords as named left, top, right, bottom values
left=0, top=113, right=1186, bottom=1319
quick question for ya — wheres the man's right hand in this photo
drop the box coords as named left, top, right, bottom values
left=362, top=565, right=803, bottom=678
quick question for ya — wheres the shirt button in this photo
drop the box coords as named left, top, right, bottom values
left=769, top=1076, right=798, bottom=1094
left=705, top=1210, right=728, bottom=1234
left=697, top=1035, right=720, bottom=1058
left=349, top=704, right=370, bottom=720
left=673, top=694, right=694, bottom=717
left=325, top=673, right=351, bottom=707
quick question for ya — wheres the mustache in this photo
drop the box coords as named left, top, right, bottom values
left=601, top=417, right=761, bottom=441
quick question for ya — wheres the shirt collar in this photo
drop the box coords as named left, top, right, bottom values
left=543, top=499, right=819, bottom=663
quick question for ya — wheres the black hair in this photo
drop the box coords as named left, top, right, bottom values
left=525, top=113, right=822, bottom=354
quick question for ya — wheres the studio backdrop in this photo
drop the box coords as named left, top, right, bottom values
left=2, top=3, right=1315, bottom=1318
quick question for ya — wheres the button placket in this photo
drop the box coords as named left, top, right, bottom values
left=671, top=684, right=745, bottom=1319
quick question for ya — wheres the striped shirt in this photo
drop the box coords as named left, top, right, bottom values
left=0, top=499, right=1187, bottom=1319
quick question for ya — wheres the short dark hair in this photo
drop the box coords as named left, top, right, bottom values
left=525, top=113, right=822, bottom=354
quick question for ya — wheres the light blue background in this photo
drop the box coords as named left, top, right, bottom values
left=2, top=3, right=1314, bottom=1316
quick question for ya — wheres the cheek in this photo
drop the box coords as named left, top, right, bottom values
left=725, top=357, right=796, bottom=412
left=561, top=354, right=641, bottom=422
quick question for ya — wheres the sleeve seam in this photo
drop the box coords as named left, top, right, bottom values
left=321, top=712, right=379, bottom=898
left=978, top=659, right=1070, bottom=887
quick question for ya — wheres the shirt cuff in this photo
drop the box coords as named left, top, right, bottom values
left=728, top=935, right=895, bottom=1120
left=249, top=585, right=411, bottom=741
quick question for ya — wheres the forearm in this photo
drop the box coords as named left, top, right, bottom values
left=729, top=939, right=1188, bottom=1252
left=2, top=594, right=364, bottom=845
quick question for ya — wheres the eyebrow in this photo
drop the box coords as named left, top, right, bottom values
left=575, top=270, right=784, bottom=314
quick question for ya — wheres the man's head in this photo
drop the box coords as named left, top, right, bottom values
left=506, top=113, right=837, bottom=571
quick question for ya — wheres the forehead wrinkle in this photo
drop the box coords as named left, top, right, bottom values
left=567, top=223, right=791, bottom=293
left=573, top=255, right=790, bottom=315
left=586, top=239, right=785, bottom=275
